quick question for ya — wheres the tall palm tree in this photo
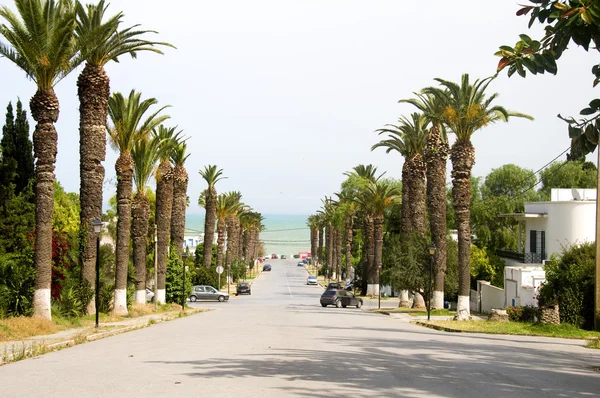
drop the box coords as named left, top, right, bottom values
left=401, top=93, right=449, bottom=309
left=335, top=191, right=356, bottom=283
left=108, top=90, right=169, bottom=314
left=215, top=193, right=241, bottom=283
left=153, top=125, right=183, bottom=303
left=225, top=191, right=244, bottom=268
left=198, top=165, right=226, bottom=268
left=131, top=136, right=162, bottom=304
left=373, top=113, right=428, bottom=236
left=423, top=74, right=532, bottom=319
left=307, top=215, right=319, bottom=270
left=0, top=0, right=78, bottom=319
left=170, top=141, right=190, bottom=259
left=75, top=0, right=173, bottom=313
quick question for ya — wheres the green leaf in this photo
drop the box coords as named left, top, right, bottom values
left=568, top=125, right=582, bottom=138
left=589, top=99, right=600, bottom=110
left=515, top=41, right=525, bottom=53
left=549, top=10, right=561, bottom=19
left=508, top=64, right=517, bottom=77
left=522, top=58, right=537, bottom=74
left=500, top=45, right=515, bottom=53
left=519, top=34, right=532, bottom=44
left=580, top=108, right=596, bottom=115
left=584, top=124, right=598, bottom=145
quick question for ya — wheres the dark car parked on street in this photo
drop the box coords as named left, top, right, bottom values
left=263, top=264, right=272, bottom=271
left=326, top=282, right=342, bottom=290
left=236, top=282, right=251, bottom=295
left=320, top=290, right=363, bottom=308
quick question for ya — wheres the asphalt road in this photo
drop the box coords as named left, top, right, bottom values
left=2, top=258, right=600, bottom=397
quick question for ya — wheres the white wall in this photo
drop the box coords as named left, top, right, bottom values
left=504, top=266, right=545, bottom=307
left=480, top=283, right=504, bottom=313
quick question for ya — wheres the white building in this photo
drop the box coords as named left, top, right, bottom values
left=488, top=188, right=597, bottom=309
left=183, top=231, right=204, bottom=252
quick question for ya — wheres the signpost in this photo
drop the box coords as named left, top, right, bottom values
left=216, top=265, right=224, bottom=289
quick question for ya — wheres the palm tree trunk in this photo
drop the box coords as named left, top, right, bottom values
left=155, top=160, right=174, bottom=303
left=335, top=227, right=343, bottom=282
left=311, top=227, right=318, bottom=268
left=451, top=139, right=475, bottom=320
left=317, top=226, right=324, bottom=267
left=202, top=188, right=217, bottom=268
left=326, top=223, right=333, bottom=279
left=216, top=217, right=226, bottom=283
left=237, top=222, right=244, bottom=258
left=132, top=193, right=150, bottom=304
left=365, top=215, right=376, bottom=295
left=170, top=165, right=189, bottom=259
left=77, top=64, right=109, bottom=315
left=345, top=216, right=354, bottom=282
left=226, top=216, right=234, bottom=268
left=113, top=153, right=134, bottom=315
left=400, top=163, right=411, bottom=235
left=373, top=213, right=384, bottom=294
left=30, top=88, right=60, bottom=320
left=425, top=125, right=448, bottom=309
left=408, top=153, right=427, bottom=236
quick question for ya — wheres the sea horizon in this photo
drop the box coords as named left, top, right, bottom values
left=185, top=212, right=310, bottom=256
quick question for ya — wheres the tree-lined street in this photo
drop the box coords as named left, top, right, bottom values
left=1, top=258, right=598, bottom=397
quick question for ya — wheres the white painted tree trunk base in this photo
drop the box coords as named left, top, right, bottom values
left=112, top=288, right=128, bottom=316
left=454, top=295, right=471, bottom=320
left=412, top=292, right=426, bottom=308
left=432, top=290, right=444, bottom=310
left=134, top=290, right=146, bottom=305
left=366, top=283, right=379, bottom=296
left=399, top=290, right=410, bottom=307
left=33, top=289, right=51, bottom=320
left=156, top=289, right=166, bottom=304
left=86, top=298, right=96, bottom=315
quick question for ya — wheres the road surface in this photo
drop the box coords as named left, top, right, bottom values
left=1, top=258, right=599, bottom=397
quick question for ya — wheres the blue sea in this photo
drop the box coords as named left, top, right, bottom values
left=185, top=212, right=310, bottom=256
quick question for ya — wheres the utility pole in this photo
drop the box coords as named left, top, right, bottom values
left=595, top=149, right=600, bottom=331
left=154, top=224, right=158, bottom=311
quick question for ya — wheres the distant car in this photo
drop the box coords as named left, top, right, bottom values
left=264, top=255, right=271, bottom=260
left=326, top=282, right=342, bottom=290
left=297, top=261, right=304, bottom=267
left=301, top=259, right=308, bottom=264
left=306, top=275, right=318, bottom=285
left=293, top=254, right=300, bottom=259
left=257, top=257, right=264, bottom=263
left=271, top=253, right=278, bottom=259
left=189, top=285, right=229, bottom=302
left=236, top=282, right=251, bottom=295
left=146, top=288, right=154, bottom=302
left=281, top=255, right=287, bottom=259
left=263, top=264, right=272, bottom=271
left=320, top=290, right=363, bottom=308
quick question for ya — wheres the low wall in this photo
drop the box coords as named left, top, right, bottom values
left=480, top=283, right=505, bottom=314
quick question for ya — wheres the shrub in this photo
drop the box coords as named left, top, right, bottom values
left=192, top=265, right=221, bottom=289
left=540, top=243, right=595, bottom=329
left=505, top=305, right=538, bottom=322
left=165, top=249, right=193, bottom=304
left=51, top=279, right=93, bottom=318
left=0, top=252, right=35, bottom=317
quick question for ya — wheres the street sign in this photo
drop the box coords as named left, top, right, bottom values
left=216, top=265, right=224, bottom=275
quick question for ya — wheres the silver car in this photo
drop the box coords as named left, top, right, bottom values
left=189, top=285, right=229, bottom=302
left=306, top=275, right=318, bottom=285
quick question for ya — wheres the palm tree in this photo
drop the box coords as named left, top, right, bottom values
left=343, top=165, right=383, bottom=295
left=131, top=136, right=162, bottom=304
left=307, top=215, right=319, bottom=271
left=198, top=165, right=226, bottom=268
left=401, top=93, right=449, bottom=309
left=108, top=90, right=169, bottom=314
left=423, top=74, right=532, bottom=319
left=170, top=141, right=190, bottom=259
left=335, top=191, right=356, bottom=284
left=215, top=193, right=241, bottom=284
left=355, top=180, right=400, bottom=295
left=373, top=113, right=428, bottom=236
left=153, top=125, right=183, bottom=304
left=0, top=0, right=78, bottom=319
left=75, top=0, right=173, bottom=312
left=225, top=191, right=244, bottom=268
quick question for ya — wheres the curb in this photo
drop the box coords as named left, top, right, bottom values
left=0, top=311, right=200, bottom=365
left=415, top=321, right=464, bottom=333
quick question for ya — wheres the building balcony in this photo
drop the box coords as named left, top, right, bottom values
left=495, top=249, right=546, bottom=264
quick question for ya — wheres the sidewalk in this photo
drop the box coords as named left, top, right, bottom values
left=0, top=309, right=201, bottom=365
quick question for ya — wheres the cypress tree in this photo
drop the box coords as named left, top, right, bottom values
left=0, top=102, right=17, bottom=206
left=13, top=100, right=33, bottom=194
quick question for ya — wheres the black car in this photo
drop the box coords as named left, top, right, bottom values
left=320, top=290, right=363, bottom=308
left=326, top=282, right=342, bottom=290
left=236, top=282, right=251, bottom=295
left=293, top=254, right=300, bottom=259
left=263, top=264, right=272, bottom=271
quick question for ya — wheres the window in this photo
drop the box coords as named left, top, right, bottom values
left=541, top=231, right=546, bottom=259
left=530, top=230, right=537, bottom=253
left=195, top=286, right=204, bottom=292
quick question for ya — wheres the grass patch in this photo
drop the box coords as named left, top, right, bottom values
left=0, top=317, right=62, bottom=341
left=586, top=338, right=600, bottom=349
left=423, top=320, right=600, bottom=340
left=372, top=308, right=455, bottom=316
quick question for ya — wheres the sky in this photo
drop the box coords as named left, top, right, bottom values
left=0, top=1, right=596, bottom=216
